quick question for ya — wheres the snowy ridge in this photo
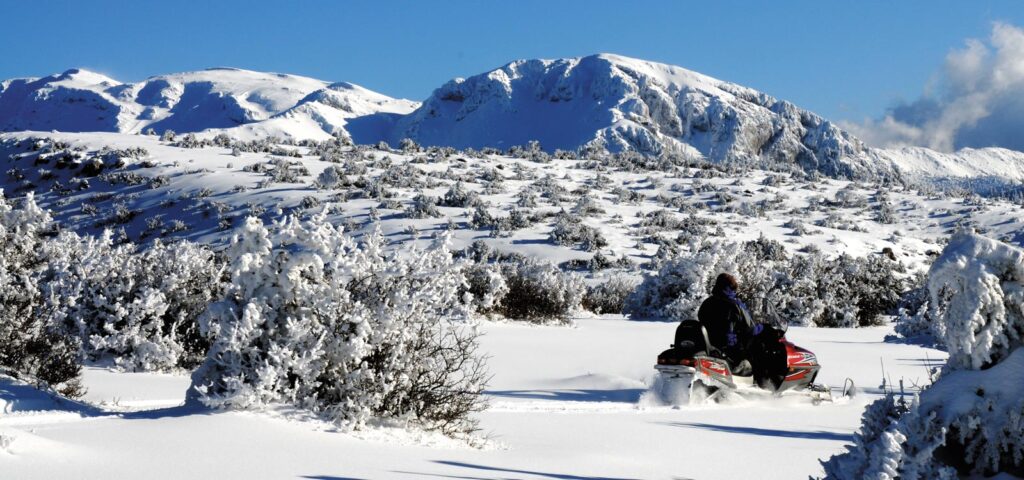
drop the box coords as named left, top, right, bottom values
left=0, top=67, right=412, bottom=142
left=873, top=146, right=1024, bottom=193
left=391, top=54, right=876, bottom=177
left=206, top=81, right=419, bottom=141
left=4, top=57, right=1024, bottom=189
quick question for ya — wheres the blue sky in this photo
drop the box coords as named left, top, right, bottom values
left=2, top=1, right=1022, bottom=125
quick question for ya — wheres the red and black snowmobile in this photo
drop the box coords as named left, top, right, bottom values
left=652, top=318, right=853, bottom=405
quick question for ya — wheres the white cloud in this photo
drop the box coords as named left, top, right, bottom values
left=848, top=22, right=1024, bottom=152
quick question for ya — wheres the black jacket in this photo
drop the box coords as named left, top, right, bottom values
left=697, top=293, right=755, bottom=361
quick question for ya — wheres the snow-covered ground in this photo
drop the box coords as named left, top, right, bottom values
left=2, top=131, right=1023, bottom=271
left=1, top=317, right=944, bottom=479
left=1, top=48, right=1023, bottom=479
left=6, top=56, right=1024, bottom=189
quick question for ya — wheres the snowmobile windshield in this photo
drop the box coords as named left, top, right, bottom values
left=761, top=302, right=788, bottom=333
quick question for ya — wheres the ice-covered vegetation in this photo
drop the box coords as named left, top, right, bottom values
left=0, top=193, right=83, bottom=397
left=823, top=232, right=1024, bottom=478
left=190, top=215, right=487, bottom=436
left=627, top=237, right=906, bottom=327
left=1, top=109, right=1023, bottom=449
left=0, top=194, right=491, bottom=435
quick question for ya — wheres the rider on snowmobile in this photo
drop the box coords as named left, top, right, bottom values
left=697, top=273, right=763, bottom=376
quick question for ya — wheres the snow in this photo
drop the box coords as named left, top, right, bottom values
left=1, top=319, right=945, bottom=479
left=1, top=54, right=1023, bottom=478
left=822, top=232, right=1024, bottom=478
left=919, top=347, right=1024, bottom=423
left=3, top=130, right=1022, bottom=271
left=0, top=67, right=415, bottom=142
left=202, top=81, right=419, bottom=142
left=4, top=57, right=1024, bottom=190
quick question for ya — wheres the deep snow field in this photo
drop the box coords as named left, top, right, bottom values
left=1, top=317, right=944, bottom=480
left=0, top=130, right=1017, bottom=479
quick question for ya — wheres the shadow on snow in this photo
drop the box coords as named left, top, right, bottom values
left=485, top=388, right=645, bottom=403
left=392, top=460, right=640, bottom=480
left=663, top=422, right=854, bottom=442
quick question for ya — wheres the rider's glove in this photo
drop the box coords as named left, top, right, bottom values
left=727, top=332, right=738, bottom=347
left=753, top=324, right=764, bottom=336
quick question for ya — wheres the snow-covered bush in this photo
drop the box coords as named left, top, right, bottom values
left=440, top=182, right=481, bottom=208
left=822, top=232, right=1024, bottom=479
left=626, top=239, right=731, bottom=320
left=314, top=165, right=344, bottom=189
left=583, top=275, right=640, bottom=315
left=466, top=256, right=584, bottom=323
left=44, top=234, right=223, bottom=371
left=893, top=272, right=935, bottom=342
left=189, top=215, right=487, bottom=436
left=0, top=192, right=83, bottom=396
left=925, top=233, right=1024, bottom=369
left=549, top=213, right=608, bottom=251
left=406, top=194, right=442, bottom=218
left=626, top=238, right=904, bottom=327
left=462, top=262, right=509, bottom=314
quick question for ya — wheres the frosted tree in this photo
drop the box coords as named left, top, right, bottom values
left=43, top=233, right=223, bottom=371
left=823, top=232, right=1024, bottom=478
left=0, top=192, right=83, bottom=396
left=190, top=212, right=487, bottom=435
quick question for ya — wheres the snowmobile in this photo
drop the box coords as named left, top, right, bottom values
left=653, top=316, right=854, bottom=405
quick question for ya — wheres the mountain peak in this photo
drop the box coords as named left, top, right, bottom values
left=389, top=54, right=868, bottom=176
left=53, top=68, right=120, bottom=86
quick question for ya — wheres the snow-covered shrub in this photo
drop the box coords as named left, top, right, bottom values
left=0, top=192, right=83, bottom=396
left=269, top=158, right=305, bottom=183
left=440, top=182, right=481, bottom=208
left=875, top=191, right=897, bottom=224
left=189, top=216, right=486, bottom=436
left=627, top=238, right=904, bottom=327
left=583, top=275, right=640, bottom=315
left=406, top=194, right=442, bottom=218
left=835, top=186, right=868, bottom=208
left=498, top=258, right=584, bottom=322
left=44, top=234, right=223, bottom=371
left=893, top=271, right=935, bottom=342
left=926, top=232, right=1024, bottom=369
left=784, top=253, right=904, bottom=327
left=626, top=240, right=734, bottom=320
left=822, top=232, right=1024, bottom=479
left=821, top=394, right=914, bottom=479
left=572, top=194, right=605, bottom=216
left=549, top=213, right=608, bottom=251
left=462, top=263, right=509, bottom=314
left=315, top=165, right=344, bottom=189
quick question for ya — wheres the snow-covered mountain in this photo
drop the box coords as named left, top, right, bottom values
left=205, top=81, right=419, bottom=141
left=0, top=67, right=413, bottom=141
left=390, top=54, right=873, bottom=176
left=4, top=56, right=1024, bottom=189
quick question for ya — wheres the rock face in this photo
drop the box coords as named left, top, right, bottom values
left=390, top=54, right=871, bottom=176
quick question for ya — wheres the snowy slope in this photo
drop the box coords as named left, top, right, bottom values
left=0, top=68, right=415, bottom=142
left=0, top=319, right=945, bottom=479
left=390, top=54, right=878, bottom=177
left=3, top=130, right=1022, bottom=268
left=0, top=69, right=127, bottom=133
left=873, top=146, right=1024, bottom=193
left=204, top=81, right=419, bottom=142
left=5, top=58, right=1024, bottom=189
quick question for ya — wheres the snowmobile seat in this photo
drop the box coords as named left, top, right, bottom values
left=657, top=320, right=712, bottom=367
left=672, top=320, right=714, bottom=357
